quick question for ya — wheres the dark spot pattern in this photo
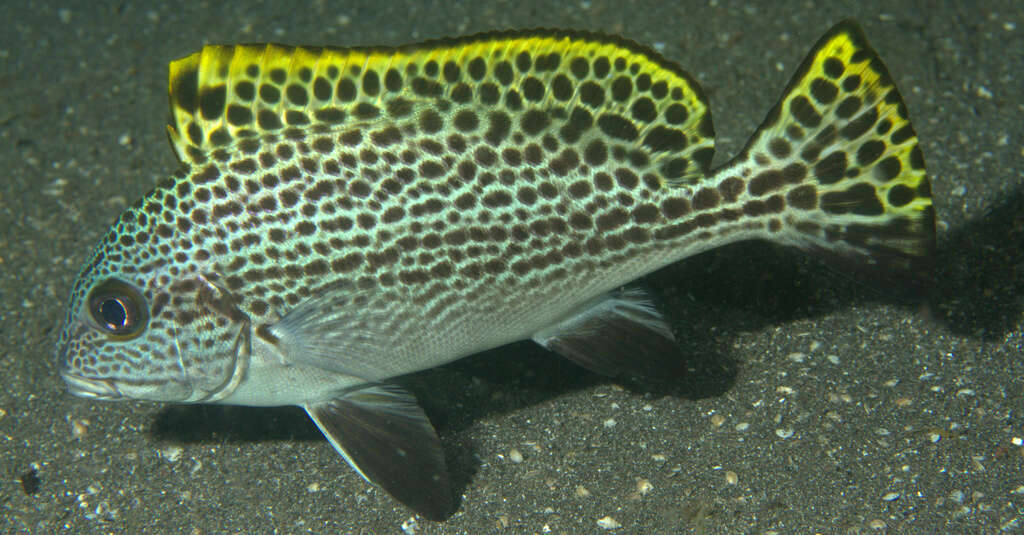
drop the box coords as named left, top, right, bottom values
left=64, top=24, right=931, bottom=403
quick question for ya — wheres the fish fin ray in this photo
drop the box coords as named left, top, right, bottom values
left=533, top=288, right=684, bottom=379
left=304, top=384, right=453, bottom=521
left=727, top=19, right=935, bottom=298
left=268, top=282, right=398, bottom=379
left=165, top=31, right=714, bottom=182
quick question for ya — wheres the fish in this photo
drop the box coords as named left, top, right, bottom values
left=56, top=19, right=935, bottom=520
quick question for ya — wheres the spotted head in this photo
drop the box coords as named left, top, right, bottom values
left=57, top=176, right=251, bottom=404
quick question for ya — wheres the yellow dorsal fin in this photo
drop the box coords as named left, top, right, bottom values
left=166, top=30, right=715, bottom=183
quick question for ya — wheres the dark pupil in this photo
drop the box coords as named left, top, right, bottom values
left=100, top=298, right=128, bottom=330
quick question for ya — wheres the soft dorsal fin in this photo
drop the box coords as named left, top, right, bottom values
left=165, top=30, right=715, bottom=183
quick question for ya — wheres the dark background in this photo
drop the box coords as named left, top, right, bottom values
left=1, top=1, right=1021, bottom=533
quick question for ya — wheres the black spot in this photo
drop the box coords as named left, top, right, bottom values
left=570, top=57, right=589, bottom=79
left=336, top=78, right=357, bottom=101
left=450, top=83, right=472, bottom=104
left=890, top=124, right=915, bottom=145
left=484, top=111, right=512, bottom=146
left=454, top=110, right=479, bottom=132
left=769, top=138, right=791, bottom=159
left=790, top=96, right=821, bottom=128
left=354, top=103, right=379, bottom=119
left=386, top=97, right=413, bottom=118
left=810, top=78, right=838, bottom=104
left=479, top=83, right=500, bottom=104
left=665, top=103, right=688, bottom=124
left=522, top=77, right=545, bottom=101
left=285, top=111, right=309, bottom=126
left=787, top=185, right=817, bottom=210
left=835, top=96, right=861, bottom=119
left=412, top=77, right=443, bottom=97
left=504, top=89, right=523, bottom=111
left=635, top=73, right=651, bottom=92
left=842, top=74, right=861, bottom=92
left=468, top=57, right=486, bottom=80
left=597, top=114, right=638, bottom=141
left=495, top=61, right=514, bottom=85
left=443, top=61, right=461, bottom=83
left=887, top=184, right=915, bottom=206
left=642, top=126, right=686, bottom=152
left=419, top=160, right=445, bottom=178
left=257, top=109, right=283, bottom=130
left=227, top=104, right=252, bottom=126
left=560, top=107, right=592, bottom=144
left=661, top=158, right=690, bottom=179
left=483, top=190, right=513, bottom=208
left=692, top=187, right=720, bottom=210
left=284, top=84, right=307, bottom=106
left=173, top=67, right=199, bottom=112
left=651, top=81, right=668, bottom=99
left=521, top=109, right=551, bottom=136
left=661, top=197, right=690, bottom=218
left=515, top=51, right=532, bottom=72
left=749, top=170, right=783, bottom=196
left=551, top=74, right=573, bottom=101
left=614, top=168, right=639, bottom=189
left=631, top=97, right=657, bottom=122
left=199, top=85, right=227, bottom=120
left=593, top=56, right=610, bottom=78
left=856, top=140, right=885, bottom=165
left=235, top=81, right=256, bottom=101
left=362, top=70, right=380, bottom=96
left=419, top=110, right=443, bottom=134
left=814, top=151, right=847, bottom=184
left=475, top=146, right=497, bottom=167
left=874, top=156, right=902, bottom=181
left=385, top=68, right=403, bottom=92
left=823, top=57, right=844, bottom=78
left=841, top=107, right=878, bottom=140
left=611, top=76, right=632, bottom=102
left=821, top=183, right=884, bottom=215
left=584, top=139, right=607, bottom=166
left=579, top=81, right=604, bottom=108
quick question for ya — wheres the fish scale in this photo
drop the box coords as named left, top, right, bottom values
left=58, top=21, right=935, bottom=520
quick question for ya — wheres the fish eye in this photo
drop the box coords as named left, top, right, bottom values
left=86, top=279, right=148, bottom=338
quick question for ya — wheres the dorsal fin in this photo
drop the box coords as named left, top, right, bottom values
left=166, top=30, right=715, bottom=183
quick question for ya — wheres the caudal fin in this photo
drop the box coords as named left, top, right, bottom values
left=730, top=20, right=935, bottom=298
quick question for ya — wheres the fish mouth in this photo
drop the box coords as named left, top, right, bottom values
left=60, top=371, right=123, bottom=400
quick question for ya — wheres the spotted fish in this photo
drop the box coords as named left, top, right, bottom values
left=57, top=20, right=934, bottom=519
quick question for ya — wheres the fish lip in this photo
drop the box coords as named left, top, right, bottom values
left=60, top=371, right=123, bottom=400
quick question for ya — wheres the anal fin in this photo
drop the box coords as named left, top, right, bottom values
left=304, top=385, right=452, bottom=521
left=532, top=288, right=684, bottom=380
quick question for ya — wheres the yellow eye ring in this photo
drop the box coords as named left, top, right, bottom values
left=86, top=279, right=148, bottom=339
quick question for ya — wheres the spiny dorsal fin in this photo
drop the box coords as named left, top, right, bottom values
left=166, top=30, right=715, bottom=183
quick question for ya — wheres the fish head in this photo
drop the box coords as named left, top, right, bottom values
left=57, top=214, right=251, bottom=404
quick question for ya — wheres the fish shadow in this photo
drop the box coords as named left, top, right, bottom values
left=150, top=185, right=1022, bottom=511
left=928, top=187, right=1024, bottom=341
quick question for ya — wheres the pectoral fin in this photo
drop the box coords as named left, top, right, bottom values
left=533, top=288, right=684, bottom=379
left=270, top=282, right=401, bottom=380
left=304, top=385, right=453, bottom=521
